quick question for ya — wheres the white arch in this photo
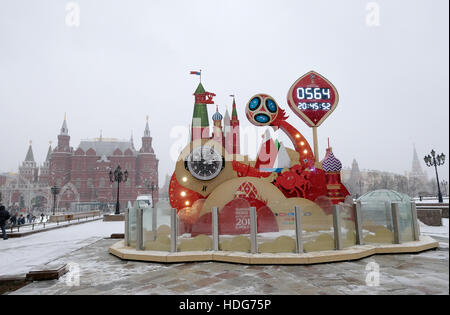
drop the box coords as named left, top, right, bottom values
left=57, top=182, right=80, bottom=210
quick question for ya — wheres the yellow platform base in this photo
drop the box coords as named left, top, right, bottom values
left=109, top=236, right=439, bottom=265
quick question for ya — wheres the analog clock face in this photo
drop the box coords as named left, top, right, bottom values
left=186, top=146, right=224, bottom=181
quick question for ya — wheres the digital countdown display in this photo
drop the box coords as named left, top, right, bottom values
left=287, top=71, right=339, bottom=127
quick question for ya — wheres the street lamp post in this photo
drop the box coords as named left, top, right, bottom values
left=50, top=185, right=60, bottom=216
left=424, top=150, right=446, bottom=203
left=109, top=165, right=128, bottom=215
left=144, top=180, right=157, bottom=208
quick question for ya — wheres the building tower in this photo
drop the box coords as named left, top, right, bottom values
left=212, top=105, right=224, bottom=146
left=347, top=158, right=362, bottom=197
left=50, top=115, right=72, bottom=186
left=225, top=97, right=240, bottom=155
left=38, top=142, right=53, bottom=184
left=191, top=83, right=216, bottom=141
left=137, top=116, right=159, bottom=203
left=19, top=141, right=38, bottom=183
left=410, top=145, right=427, bottom=180
left=408, top=145, right=429, bottom=196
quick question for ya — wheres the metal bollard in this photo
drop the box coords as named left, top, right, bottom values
left=170, top=208, right=177, bottom=253
left=152, top=206, right=157, bottom=241
left=250, top=207, right=258, bottom=254
left=294, top=206, right=303, bottom=254
left=384, top=201, right=393, bottom=231
left=212, top=207, right=219, bottom=251
left=391, top=203, right=401, bottom=244
left=333, top=204, right=343, bottom=250
left=354, top=201, right=364, bottom=245
left=124, top=208, right=129, bottom=247
left=410, top=202, right=420, bottom=241
left=136, top=208, right=144, bottom=250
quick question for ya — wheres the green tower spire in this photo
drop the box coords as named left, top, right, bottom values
left=231, top=97, right=238, bottom=119
left=192, top=83, right=210, bottom=128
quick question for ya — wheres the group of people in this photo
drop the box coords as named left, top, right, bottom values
left=0, top=205, right=10, bottom=240
left=0, top=205, right=47, bottom=240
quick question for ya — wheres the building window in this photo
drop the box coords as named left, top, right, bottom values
left=99, top=177, right=105, bottom=188
left=75, top=179, right=81, bottom=189
left=87, top=178, right=93, bottom=188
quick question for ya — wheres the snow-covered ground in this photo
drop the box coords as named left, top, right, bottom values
left=414, top=197, right=449, bottom=204
left=0, top=220, right=123, bottom=276
left=419, top=218, right=449, bottom=239
left=0, top=213, right=447, bottom=278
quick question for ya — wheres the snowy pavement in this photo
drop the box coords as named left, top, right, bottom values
left=9, top=237, right=449, bottom=295
left=419, top=219, right=449, bottom=247
left=414, top=198, right=449, bottom=204
left=0, top=220, right=123, bottom=276
left=1, top=216, right=448, bottom=295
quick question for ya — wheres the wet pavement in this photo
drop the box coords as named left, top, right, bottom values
left=9, top=236, right=449, bottom=295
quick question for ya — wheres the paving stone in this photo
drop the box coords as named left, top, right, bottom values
left=8, top=238, right=449, bottom=295
left=194, top=277, right=222, bottom=287
left=256, top=272, right=273, bottom=279
left=215, top=272, right=240, bottom=280
left=169, top=284, right=197, bottom=293
left=193, top=270, right=210, bottom=276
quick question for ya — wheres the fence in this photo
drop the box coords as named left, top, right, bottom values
left=124, top=200, right=421, bottom=254
left=8, top=212, right=102, bottom=234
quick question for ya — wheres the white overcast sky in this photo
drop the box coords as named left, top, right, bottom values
left=0, top=0, right=448, bottom=185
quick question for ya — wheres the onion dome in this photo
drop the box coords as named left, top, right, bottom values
left=212, top=105, right=223, bottom=121
left=322, top=148, right=342, bottom=172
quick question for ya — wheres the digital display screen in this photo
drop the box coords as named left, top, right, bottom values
left=296, top=87, right=331, bottom=100
left=296, top=87, right=331, bottom=111
left=297, top=102, right=332, bottom=110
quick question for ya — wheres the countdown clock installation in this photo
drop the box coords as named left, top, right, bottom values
left=287, top=71, right=339, bottom=128
left=185, top=145, right=225, bottom=181
left=287, top=71, right=339, bottom=162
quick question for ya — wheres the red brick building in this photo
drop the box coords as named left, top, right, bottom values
left=0, top=116, right=159, bottom=212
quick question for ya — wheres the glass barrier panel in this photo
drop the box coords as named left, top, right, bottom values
left=149, top=199, right=172, bottom=251
left=302, top=196, right=335, bottom=252
left=218, top=198, right=252, bottom=253
left=142, top=205, right=169, bottom=251
left=360, top=201, right=394, bottom=244
left=177, top=199, right=212, bottom=252
left=340, top=202, right=357, bottom=248
left=398, top=201, right=414, bottom=242
left=128, top=205, right=137, bottom=248
left=258, top=199, right=296, bottom=254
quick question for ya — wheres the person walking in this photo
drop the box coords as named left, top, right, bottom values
left=0, top=205, right=10, bottom=240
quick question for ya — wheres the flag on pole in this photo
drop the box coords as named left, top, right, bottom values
left=229, top=94, right=235, bottom=98
left=190, top=71, right=201, bottom=76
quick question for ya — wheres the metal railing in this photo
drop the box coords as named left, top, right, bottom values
left=8, top=213, right=101, bottom=234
